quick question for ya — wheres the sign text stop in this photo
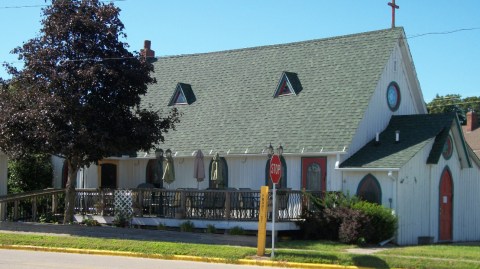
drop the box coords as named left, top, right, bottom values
left=270, top=154, right=282, bottom=184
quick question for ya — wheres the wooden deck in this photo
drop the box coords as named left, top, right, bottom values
left=0, top=188, right=323, bottom=231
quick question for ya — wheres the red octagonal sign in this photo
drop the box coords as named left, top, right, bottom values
left=270, top=154, right=282, bottom=184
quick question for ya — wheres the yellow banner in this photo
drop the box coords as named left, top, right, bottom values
left=257, top=186, right=269, bottom=256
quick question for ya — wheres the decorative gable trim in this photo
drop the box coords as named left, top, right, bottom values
left=273, top=72, right=303, bottom=97
left=168, top=83, right=196, bottom=106
left=427, top=115, right=471, bottom=168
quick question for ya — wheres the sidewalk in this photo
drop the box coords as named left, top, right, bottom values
left=0, top=221, right=258, bottom=247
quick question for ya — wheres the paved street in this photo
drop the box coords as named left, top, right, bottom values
left=0, top=249, right=283, bottom=269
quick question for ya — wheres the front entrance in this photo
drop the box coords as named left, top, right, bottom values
left=439, top=168, right=453, bottom=241
left=101, top=163, right=117, bottom=189
left=301, top=157, right=326, bottom=191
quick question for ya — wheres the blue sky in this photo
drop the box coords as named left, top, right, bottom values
left=0, top=0, right=479, bottom=102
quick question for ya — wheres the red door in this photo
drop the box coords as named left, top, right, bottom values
left=301, top=157, right=327, bottom=192
left=439, top=169, right=453, bottom=241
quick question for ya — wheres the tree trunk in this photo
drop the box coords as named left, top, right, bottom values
left=63, top=160, right=79, bottom=224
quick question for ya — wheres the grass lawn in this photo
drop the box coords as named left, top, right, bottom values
left=1, top=232, right=480, bottom=269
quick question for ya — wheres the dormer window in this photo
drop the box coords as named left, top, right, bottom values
left=168, top=83, right=196, bottom=106
left=274, top=71, right=302, bottom=97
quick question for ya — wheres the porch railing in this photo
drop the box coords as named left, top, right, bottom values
left=75, top=188, right=324, bottom=222
left=0, top=188, right=324, bottom=223
left=0, top=189, right=64, bottom=222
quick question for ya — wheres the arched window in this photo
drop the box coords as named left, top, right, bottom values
left=209, top=157, right=228, bottom=189
left=146, top=159, right=163, bottom=188
left=442, top=135, right=453, bottom=160
left=357, top=174, right=382, bottom=204
left=265, top=156, right=288, bottom=189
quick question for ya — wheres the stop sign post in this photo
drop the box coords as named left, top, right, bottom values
left=269, top=154, right=282, bottom=258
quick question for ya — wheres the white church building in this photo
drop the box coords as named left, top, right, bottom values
left=51, top=27, right=480, bottom=245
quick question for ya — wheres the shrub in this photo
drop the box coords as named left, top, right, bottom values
left=7, top=153, right=53, bottom=194
left=299, top=192, right=396, bottom=244
left=82, top=219, right=100, bottom=226
left=180, top=221, right=195, bottom=232
left=206, top=224, right=216, bottom=233
left=157, top=223, right=167, bottom=230
left=352, top=201, right=397, bottom=243
left=326, top=207, right=369, bottom=244
left=39, top=212, right=57, bottom=224
left=113, top=212, right=130, bottom=228
left=228, top=226, right=245, bottom=235
left=299, top=191, right=360, bottom=241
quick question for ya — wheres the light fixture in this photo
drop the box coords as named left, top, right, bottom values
left=267, top=143, right=274, bottom=158
left=277, top=144, right=284, bottom=156
left=165, top=149, right=172, bottom=158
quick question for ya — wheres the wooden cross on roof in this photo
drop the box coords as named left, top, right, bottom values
left=388, top=0, right=399, bottom=28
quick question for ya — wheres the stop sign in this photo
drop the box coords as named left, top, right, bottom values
left=270, top=154, right=282, bottom=184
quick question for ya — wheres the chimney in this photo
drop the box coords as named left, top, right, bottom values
left=141, top=40, right=155, bottom=58
left=466, top=111, right=478, bottom=132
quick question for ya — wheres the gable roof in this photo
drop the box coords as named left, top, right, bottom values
left=340, top=114, right=457, bottom=169
left=141, top=28, right=405, bottom=156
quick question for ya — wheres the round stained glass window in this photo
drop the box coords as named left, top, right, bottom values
left=386, top=82, right=401, bottom=111
left=442, top=135, right=453, bottom=159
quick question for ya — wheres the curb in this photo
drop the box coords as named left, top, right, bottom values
left=0, top=244, right=370, bottom=269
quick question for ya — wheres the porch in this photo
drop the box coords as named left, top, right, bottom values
left=0, top=188, right=322, bottom=232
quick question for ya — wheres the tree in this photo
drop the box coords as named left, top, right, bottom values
left=0, top=0, right=179, bottom=223
left=426, top=94, right=480, bottom=125
left=8, top=154, right=53, bottom=194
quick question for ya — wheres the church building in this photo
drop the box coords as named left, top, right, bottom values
left=52, top=27, right=480, bottom=245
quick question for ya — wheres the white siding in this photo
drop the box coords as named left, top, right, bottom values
left=51, top=156, right=65, bottom=188
left=396, top=143, right=433, bottom=245
left=341, top=171, right=396, bottom=209
left=327, top=155, right=342, bottom=191
left=73, top=154, right=339, bottom=191
left=434, top=134, right=480, bottom=243
left=396, top=130, right=480, bottom=245
left=347, top=43, right=425, bottom=161
left=454, top=160, right=480, bottom=241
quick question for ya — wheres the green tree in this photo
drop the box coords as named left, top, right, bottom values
left=427, top=94, right=465, bottom=124
left=8, top=154, right=53, bottom=194
left=427, top=94, right=480, bottom=125
left=0, top=0, right=179, bottom=223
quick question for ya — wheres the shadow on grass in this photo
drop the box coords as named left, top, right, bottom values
left=352, top=255, right=390, bottom=269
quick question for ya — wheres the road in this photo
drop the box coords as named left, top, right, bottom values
left=0, top=249, right=283, bottom=269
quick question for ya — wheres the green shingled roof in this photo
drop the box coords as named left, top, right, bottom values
left=340, top=114, right=456, bottom=169
left=141, top=28, right=405, bottom=156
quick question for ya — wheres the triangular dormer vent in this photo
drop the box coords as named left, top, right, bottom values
left=168, top=83, right=196, bottom=106
left=274, top=71, right=302, bottom=97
